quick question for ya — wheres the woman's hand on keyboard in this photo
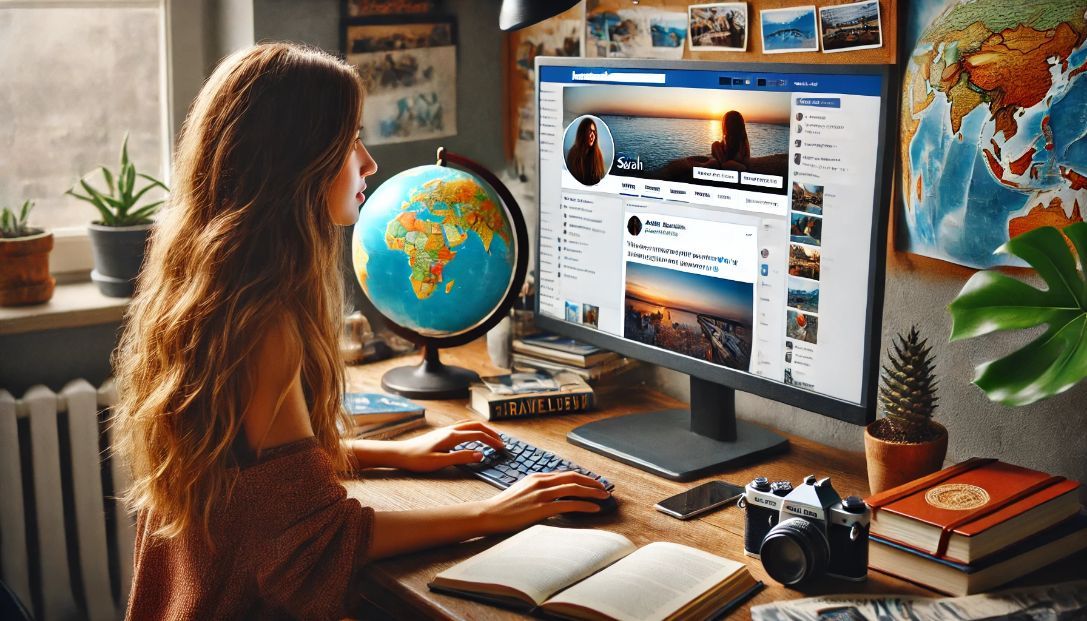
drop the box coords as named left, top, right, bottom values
left=479, top=472, right=611, bottom=533
left=383, top=420, right=507, bottom=472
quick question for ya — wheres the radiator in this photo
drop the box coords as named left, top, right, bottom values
left=0, top=380, right=134, bottom=621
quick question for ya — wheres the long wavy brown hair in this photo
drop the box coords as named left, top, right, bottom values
left=112, top=43, right=361, bottom=542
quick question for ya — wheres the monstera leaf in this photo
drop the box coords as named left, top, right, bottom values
left=949, top=222, right=1087, bottom=407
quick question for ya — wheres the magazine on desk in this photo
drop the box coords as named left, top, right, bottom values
left=429, top=524, right=762, bottom=621
left=750, top=579, right=1087, bottom=621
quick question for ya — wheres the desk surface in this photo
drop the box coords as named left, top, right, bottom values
left=345, top=340, right=1081, bottom=619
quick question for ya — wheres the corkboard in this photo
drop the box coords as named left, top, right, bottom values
left=596, top=0, right=897, bottom=64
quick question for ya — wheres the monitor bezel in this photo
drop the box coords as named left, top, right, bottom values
left=532, top=57, right=895, bottom=426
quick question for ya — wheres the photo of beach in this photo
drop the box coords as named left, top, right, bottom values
left=790, top=213, right=822, bottom=246
left=787, top=277, right=819, bottom=313
left=819, top=0, right=882, bottom=53
left=791, top=182, right=823, bottom=214
left=564, top=84, right=791, bottom=195
left=787, top=309, right=818, bottom=344
left=788, top=244, right=820, bottom=280
left=689, top=3, right=747, bottom=52
left=760, top=6, right=818, bottom=53
left=623, top=261, right=753, bottom=371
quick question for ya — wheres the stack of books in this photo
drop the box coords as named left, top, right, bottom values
left=511, top=333, right=638, bottom=383
left=470, top=370, right=594, bottom=420
left=344, top=392, right=427, bottom=439
left=866, top=458, right=1086, bottom=596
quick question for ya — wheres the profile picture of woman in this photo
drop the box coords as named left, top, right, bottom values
left=627, top=215, right=642, bottom=236
left=562, top=115, right=614, bottom=186
left=711, top=110, right=751, bottom=171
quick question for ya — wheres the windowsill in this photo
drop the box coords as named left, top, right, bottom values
left=0, top=281, right=129, bottom=336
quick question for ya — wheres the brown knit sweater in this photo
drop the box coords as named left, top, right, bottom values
left=125, top=437, right=375, bottom=620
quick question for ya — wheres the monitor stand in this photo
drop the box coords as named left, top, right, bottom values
left=567, top=376, right=789, bottom=481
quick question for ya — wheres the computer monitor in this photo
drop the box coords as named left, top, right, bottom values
left=533, top=58, right=895, bottom=481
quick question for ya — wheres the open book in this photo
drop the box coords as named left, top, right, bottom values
left=429, top=525, right=762, bottom=621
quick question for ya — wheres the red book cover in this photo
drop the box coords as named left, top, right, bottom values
left=867, top=458, right=1079, bottom=537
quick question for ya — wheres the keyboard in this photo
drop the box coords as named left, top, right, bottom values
left=453, top=432, right=614, bottom=492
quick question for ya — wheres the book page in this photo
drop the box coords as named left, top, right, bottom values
left=542, top=541, right=747, bottom=621
left=433, top=525, right=636, bottom=605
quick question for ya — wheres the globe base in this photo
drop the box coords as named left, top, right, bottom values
left=380, top=344, right=480, bottom=400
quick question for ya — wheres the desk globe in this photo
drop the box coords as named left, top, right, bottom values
left=351, top=148, right=528, bottom=398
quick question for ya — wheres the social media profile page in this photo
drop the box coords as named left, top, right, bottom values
left=537, top=66, right=882, bottom=404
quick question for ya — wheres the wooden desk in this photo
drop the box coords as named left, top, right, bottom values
left=345, top=341, right=1082, bottom=619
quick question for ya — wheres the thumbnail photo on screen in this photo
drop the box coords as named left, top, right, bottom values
left=563, top=84, right=791, bottom=195
left=790, top=182, right=823, bottom=214
left=623, top=261, right=754, bottom=371
left=788, top=244, right=820, bottom=280
left=562, top=114, right=616, bottom=186
left=786, top=309, right=818, bottom=344
left=787, top=277, right=819, bottom=313
left=790, top=213, right=822, bottom=246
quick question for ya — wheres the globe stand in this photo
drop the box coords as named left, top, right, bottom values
left=380, top=343, right=480, bottom=400
left=367, top=147, right=529, bottom=401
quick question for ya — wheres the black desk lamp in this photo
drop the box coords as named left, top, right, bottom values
left=499, top=0, right=581, bottom=31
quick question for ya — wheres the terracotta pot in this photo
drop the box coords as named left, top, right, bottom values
left=864, top=420, right=948, bottom=495
left=0, top=230, right=55, bottom=307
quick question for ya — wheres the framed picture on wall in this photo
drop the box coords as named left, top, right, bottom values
left=344, top=0, right=435, bottom=18
left=341, top=15, right=458, bottom=145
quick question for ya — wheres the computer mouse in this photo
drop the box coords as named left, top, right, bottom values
left=559, top=494, right=618, bottom=517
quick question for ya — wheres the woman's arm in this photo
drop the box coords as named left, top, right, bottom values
left=343, top=420, right=505, bottom=471
left=366, top=471, right=609, bottom=560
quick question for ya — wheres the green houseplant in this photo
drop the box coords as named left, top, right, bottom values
left=948, top=222, right=1087, bottom=406
left=67, top=135, right=168, bottom=297
left=863, top=326, right=947, bottom=493
left=0, top=200, right=55, bottom=306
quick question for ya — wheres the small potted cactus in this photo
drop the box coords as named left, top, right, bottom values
left=863, top=326, right=947, bottom=494
left=67, top=134, right=167, bottom=297
left=0, top=200, right=55, bottom=307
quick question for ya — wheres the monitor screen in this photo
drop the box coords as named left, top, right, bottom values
left=534, top=59, right=892, bottom=425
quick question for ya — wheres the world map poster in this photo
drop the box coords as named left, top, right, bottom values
left=899, top=0, right=1087, bottom=269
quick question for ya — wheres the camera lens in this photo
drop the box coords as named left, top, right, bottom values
left=760, top=517, right=829, bottom=585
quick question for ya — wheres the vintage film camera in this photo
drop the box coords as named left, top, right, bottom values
left=739, top=475, right=869, bottom=585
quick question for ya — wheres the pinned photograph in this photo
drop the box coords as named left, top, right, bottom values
left=819, top=0, right=882, bottom=53
left=586, top=1, right=688, bottom=59
left=760, top=6, right=818, bottom=54
left=688, top=3, right=747, bottom=52
left=344, top=18, right=457, bottom=145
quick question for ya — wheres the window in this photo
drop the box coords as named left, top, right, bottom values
left=0, top=0, right=170, bottom=274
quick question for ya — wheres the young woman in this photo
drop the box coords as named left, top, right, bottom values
left=113, top=43, right=609, bottom=620
left=565, top=117, right=606, bottom=185
left=711, top=110, right=751, bottom=171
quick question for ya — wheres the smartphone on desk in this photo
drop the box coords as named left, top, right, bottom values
left=654, top=481, right=745, bottom=520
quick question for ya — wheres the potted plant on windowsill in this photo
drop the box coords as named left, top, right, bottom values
left=864, top=326, right=947, bottom=494
left=0, top=200, right=55, bottom=306
left=67, top=135, right=168, bottom=297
